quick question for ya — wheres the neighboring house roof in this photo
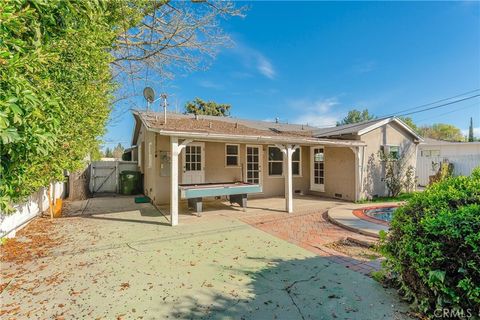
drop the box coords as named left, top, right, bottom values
left=123, top=146, right=137, bottom=153
left=131, top=110, right=365, bottom=147
left=313, top=117, right=423, bottom=141
left=420, top=137, right=480, bottom=146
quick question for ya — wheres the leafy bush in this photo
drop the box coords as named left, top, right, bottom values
left=0, top=0, right=121, bottom=212
left=380, top=167, right=480, bottom=316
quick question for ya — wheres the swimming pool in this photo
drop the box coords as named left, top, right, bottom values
left=364, top=206, right=397, bottom=222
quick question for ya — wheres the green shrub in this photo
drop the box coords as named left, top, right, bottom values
left=380, top=167, right=480, bottom=317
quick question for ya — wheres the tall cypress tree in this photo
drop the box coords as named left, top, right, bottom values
left=468, top=117, right=474, bottom=142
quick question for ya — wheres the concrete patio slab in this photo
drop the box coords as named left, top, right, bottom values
left=1, top=196, right=411, bottom=319
left=326, top=203, right=396, bottom=237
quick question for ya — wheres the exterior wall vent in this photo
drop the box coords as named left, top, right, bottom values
left=334, top=193, right=343, bottom=198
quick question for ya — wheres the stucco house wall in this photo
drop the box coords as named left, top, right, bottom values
left=137, top=129, right=356, bottom=205
left=135, top=116, right=419, bottom=205
left=314, top=146, right=356, bottom=201
left=360, top=122, right=417, bottom=198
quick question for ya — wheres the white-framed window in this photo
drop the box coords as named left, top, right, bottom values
left=225, top=144, right=239, bottom=167
left=421, top=149, right=440, bottom=157
left=389, top=145, right=399, bottom=159
left=312, top=147, right=325, bottom=189
left=292, top=148, right=301, bottom=176
left=267, top=146, right=301, bottom=176
left=268, top=146, right=283, bottom=176
left=381, top=145, right=400, bottom=160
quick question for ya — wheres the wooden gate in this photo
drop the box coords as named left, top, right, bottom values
left=89, top=161, right=138, bottom=194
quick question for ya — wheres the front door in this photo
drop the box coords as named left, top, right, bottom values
left=310, top=147, right=325, bottom=192
left=182, top=142, right=205, bottom=184
left=245, top=145, right=263, bottom=185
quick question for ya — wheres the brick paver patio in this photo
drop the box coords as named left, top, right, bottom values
left=241, top=209, right=383, bottom=276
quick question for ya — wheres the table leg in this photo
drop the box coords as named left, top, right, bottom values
left=230, top=194, right=247, bottom=212
left=188, top=198, right=203, bottom=216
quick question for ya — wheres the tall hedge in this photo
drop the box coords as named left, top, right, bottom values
left=0, top=0, right=123, bottom=212
left=381, top=168, right=480, bottom=316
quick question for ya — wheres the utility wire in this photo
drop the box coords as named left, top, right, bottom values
left=416, top=102, right=479, bottom=123
left=314, top=91, right=480, bottom=137
left=397, top=94, right=480, bottom=117
left=384, top=88, right=480, bottom=117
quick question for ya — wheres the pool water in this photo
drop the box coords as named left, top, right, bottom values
left=364, top=207, right=397, bottom=222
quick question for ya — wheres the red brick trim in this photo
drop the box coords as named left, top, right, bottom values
left=352, top=205, right=395, bottom=226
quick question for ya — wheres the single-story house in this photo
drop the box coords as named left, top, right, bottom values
left=417, top=138, right=480, bottom=186
left=131, top=111, right=422, bottom=225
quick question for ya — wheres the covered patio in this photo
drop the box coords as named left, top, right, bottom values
left=133, top=111, right=368, bottom=226
left=159, top=194, right=345, bottom=223
left=167, top=136, right=366, bottom=226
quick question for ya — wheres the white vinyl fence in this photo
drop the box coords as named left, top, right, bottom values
left=417, top=155, right=480, bottom=186
left=89, top=161, right=138, bottom=194
left=0, top=182, right=65, bottom=238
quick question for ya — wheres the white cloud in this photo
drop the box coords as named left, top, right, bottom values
left=289, top=97, right=340, bottom=127
left=294, top=114, right=339, bottom=127
left=256, top=55, right=275, bottom=79
left=231, top=40, right=276, bottom=79
left=290, top=97, right=339, bottom=113
left=230, top=71, right=253, bottom=79
left=198, top=80, right=222, bottom=89
left=461, top=127, right=480, bottom=137
left=353, top=60, right=376, bottom=74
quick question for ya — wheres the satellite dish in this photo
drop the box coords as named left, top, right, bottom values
left=143, top=87, right=155, bottom=103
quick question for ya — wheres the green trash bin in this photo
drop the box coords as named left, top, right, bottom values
left=120, top=170, right=140, bottom=195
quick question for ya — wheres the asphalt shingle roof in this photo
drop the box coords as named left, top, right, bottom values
left=313, top=118, right=388, bottom=137
left=135, top=111, right=317, bottom=138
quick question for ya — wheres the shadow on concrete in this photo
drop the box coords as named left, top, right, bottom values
left=239, top=205, right=286, bottom=213
left=166, top=257, right=412, bottom=320
left=62, top=196, right=171, bottom=226
left=82, top=215, right=171, bottom=227
left=166, top=256, right=412, bottom=319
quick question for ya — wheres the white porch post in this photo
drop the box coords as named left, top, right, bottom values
left=285, top=146, right=294, bottom=213
left=276, top=144, right=299, bottom=213
left=170, top=136, right=180, bottom=226
left=170, top=138, right=193, bottom=226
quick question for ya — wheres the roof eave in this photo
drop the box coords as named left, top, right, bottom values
left=356, top=117, right=424, bottom=142
left=153, top=129, right=365, bottom=146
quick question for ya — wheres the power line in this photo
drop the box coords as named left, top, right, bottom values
left=314, top=91, right=480, bottom=137
left=415, top=102, right=479, bottom=123
left=384, top=88, right=480, bottom=117
left=397, top=94, right=480, bottom=117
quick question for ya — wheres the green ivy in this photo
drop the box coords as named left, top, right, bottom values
left=0, top=0, right=126, bottom=212
left=380, top=167, right=480, bottom=317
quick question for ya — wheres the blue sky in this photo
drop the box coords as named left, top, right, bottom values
left=104, top=1, right=480, bottom=148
